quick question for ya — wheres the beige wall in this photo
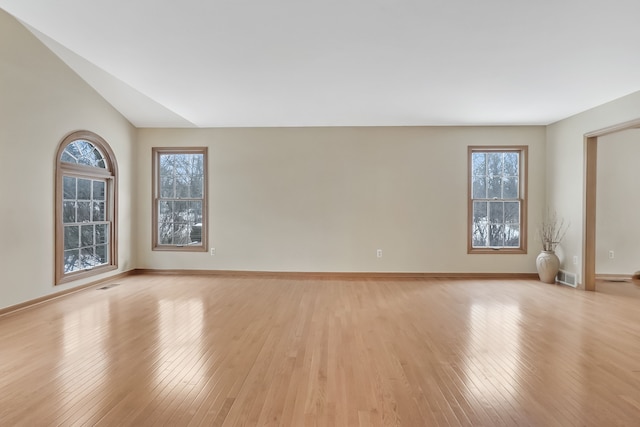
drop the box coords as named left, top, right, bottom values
left=596, top=129, right=640, bottom=275
left=137, top=126, right=546, bottom=273
left=546, top=91, right=640, bottom=284
left=0, top=9, right=137, bottom=310
left=6, top=3, right=640, bottom=309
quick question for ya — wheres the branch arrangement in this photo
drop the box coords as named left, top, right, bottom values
left=539, top=210, right=568, bottom=252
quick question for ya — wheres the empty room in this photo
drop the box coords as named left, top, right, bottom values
left=2, top=1, right=640, bottom=425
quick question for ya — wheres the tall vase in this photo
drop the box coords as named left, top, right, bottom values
left=536, top=250, right=560, bottom=284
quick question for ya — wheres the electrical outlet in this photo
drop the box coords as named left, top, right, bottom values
left=210, top=248, right=216, bottom=256
left=376, top=249, right=382, bottom=258
left=573, top=255, right=578, bottom=265
left=609, top=250, right=614, bottom=259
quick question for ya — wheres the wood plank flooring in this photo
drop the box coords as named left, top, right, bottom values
left=2, top=275, right=640, bottom=426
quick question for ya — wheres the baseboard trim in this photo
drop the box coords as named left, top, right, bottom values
left=596, top=273, right=632, bottom=282
left=134, top=268, right=539, bottom=280
left=0, top=270, right=136, bottom=318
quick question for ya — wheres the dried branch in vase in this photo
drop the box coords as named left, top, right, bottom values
left=539, top=210, right=568, bottom=252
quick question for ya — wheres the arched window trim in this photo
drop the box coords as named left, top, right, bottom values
left=55, top=130, right=118, bottom=285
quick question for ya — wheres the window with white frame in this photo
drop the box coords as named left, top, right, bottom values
left=468, top=146, right=527, bottom=253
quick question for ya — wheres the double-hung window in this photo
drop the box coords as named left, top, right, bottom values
left=152, top=147, right=207, bottom=251
left=468, top=146, right=527, bottom=253
left=56, top=131, right=118, bottom=284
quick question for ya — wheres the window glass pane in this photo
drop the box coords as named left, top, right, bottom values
left=504, top=152, right=518, bottom=175
left=61, top=151, right=76, bottom=163
left=77, top=202, right=91, bottom=222
left=192, top=154, right=204, bottom=173
left=176, top=175, right=190, bottom=198
left=174, top=154, right=190, bottom=175
left=158, top=200, right=174, bottom=245
left=81, top=225, right=94, bottom=247
left=504, top=202, right=520, bottom=224
left=93, top=201, right=105, bottom=221
left=190, top=175, right=203, bottom=198
left=80, top=247, right=96, bottom=268
left=504, top=226, right=520, bottom=247
left=472, top=153, right=486, bottom=176
left=160, top=175, right=175, bottom=198
left=503, top=177, right=518, bottom=199
left=159, top=200, right=173, bottom=217
left=190, top=223, right=202, bottom=244
left=174, top=200, right=188, bottom=215
left=159, top=224, right=173, bottom=245
left=64, top=142, right=81, bottom=162
left=487, top=153, right=503, bottom=175
left=487, top=177, right=502, bottom=198
left=489, top=201, right=504, bottom=224
left=63, top=176, right=76, bottom=199
left=173, top=224, right=191, bottom=245
left=189, top=201, right=203, bottom=244
left=76, top=141, right=94, bottom=165
left=63, top=201, right=76, bottom=223
left=472, top=177, right=486, bottom=199
left=77, top=179, right=91, bottom=200
left=96, top=245, right=108, bottom=264
left=472, top=225, right=487, bottom=247
left=74, top=140, right=106, bottom=168
left=64, top=226, right=79, bottom=250
left=166, top=200, right=190, bottom=245
left=64, top=250, right=79, bottom=272
left=160, top=154, right=175, bottom=174
left=159, top=227, right=175, bottom=245
left=472, top=201, right=488, bottom=247
left=96, top=224, right=108, bottom=244
left=93, top=181, right=105, bottom=200
left=92, top=148, right=102, bottom=163
left=489, top=224, right=505, bottom=246
left=473, top=201, right=487, bottom=222
left=190, top=201, right=203, bottom=223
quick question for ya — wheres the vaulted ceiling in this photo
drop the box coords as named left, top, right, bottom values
left=2, top=0, right=639, bottom=128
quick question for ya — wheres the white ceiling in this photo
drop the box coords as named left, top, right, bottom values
left=2, top=0, right=640, bottom=128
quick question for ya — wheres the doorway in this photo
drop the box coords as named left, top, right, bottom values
left=584, top=118, right=640, bottom=290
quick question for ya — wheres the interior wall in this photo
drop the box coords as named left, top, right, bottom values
left=596, top=129, right=640, bottom=275
left=546, top=91, right=640, bottom=285
left=6, top=2, right=640, bottom=307
left=0, top=9, right=137, bottom=310
left=137, top=126, right=546, bottom=273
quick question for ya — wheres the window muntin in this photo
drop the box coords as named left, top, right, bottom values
left=469, top=147, right=527, bottom=253
left=56, top=131, right=117, bottom=284
left=153, top=148, right=207, bottom=251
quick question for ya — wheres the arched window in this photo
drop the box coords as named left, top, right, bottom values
left=55, top=131, right=118, bottom=284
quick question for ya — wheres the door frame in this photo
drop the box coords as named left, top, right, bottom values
left=583, top=118, right=640, bottom=290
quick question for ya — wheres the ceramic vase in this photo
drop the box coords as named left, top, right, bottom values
left=536, top=250, right=560, bottom=284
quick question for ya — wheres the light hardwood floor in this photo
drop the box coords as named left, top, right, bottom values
left=2, top=274, right=640, bottom=426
